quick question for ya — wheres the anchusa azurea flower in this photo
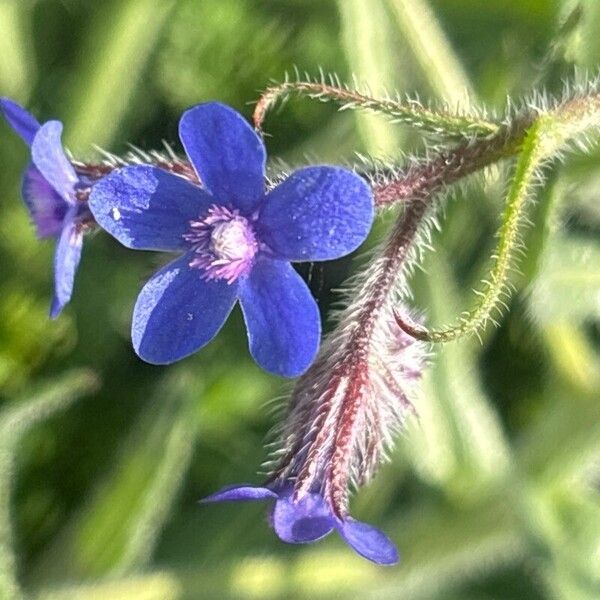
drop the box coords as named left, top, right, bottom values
left=0, top=98, right=98, bottom=317
left=203, top=484, right=399, bottom=564
left=88, top=102, right=374, bottom=377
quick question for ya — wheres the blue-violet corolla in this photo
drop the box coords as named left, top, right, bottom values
left=89, top=102, right=374, bottom=377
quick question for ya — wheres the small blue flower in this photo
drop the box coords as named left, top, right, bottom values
left=202, top=483, right=399, bottom=565
left=0, top=98, right=92, bottom=318
left=89, top=102, right=373, bottom=377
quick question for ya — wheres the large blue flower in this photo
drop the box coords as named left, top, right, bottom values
left=0, top=98, right=92, bottom=318
left=89, top=102, right=373, bottom=377
left=202, top=483, right=399, bottom=565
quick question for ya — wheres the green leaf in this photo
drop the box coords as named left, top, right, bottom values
left=338, top=0, right=406, bottom=155
left=157, top=0, right=290, bottom=112
left=64, top=0, right=175, bottom=151
left=525, top=484, right=600, bottom=600
left=33, top=571, right=181, bottom=600
left=562, top=0, right=600, bottom=69
left=519, top=336, right=600, bottom=484
left=0, top=288, right=74, bottom=392
left=386, top=0, right=475, bottom=106
left=0, top=2, right=35, bottom=100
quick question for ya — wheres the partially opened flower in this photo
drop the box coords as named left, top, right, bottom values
left=89, top=102, right=373, bottom=377
left=0, top=98, right=94, bottom=317
left=201, top=301, right=425, bottom=565
left=202, top=484, right=398, bottom=565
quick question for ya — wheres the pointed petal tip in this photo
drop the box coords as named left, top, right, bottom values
left=0, top=97, right=41, bottom=145
left=50, top=217, right=83, bottom=321
left=49, top=297, right=63, bottom=320
left=200, top=485, right=277, bottom=504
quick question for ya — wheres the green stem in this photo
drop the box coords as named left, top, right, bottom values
left=253, top=80, right=499, bottom=139
left=399, top=121, right=544, bottom=343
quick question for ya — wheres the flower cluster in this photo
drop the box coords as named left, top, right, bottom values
left=1, top=96, right=423, bottom=565
left=1, top=99, right=373, bottom=377
left=4, top=72, right=596, bottom=568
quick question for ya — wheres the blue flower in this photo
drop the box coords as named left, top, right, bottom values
left=89, top=102, right=373, bottom=377
left=0, top=98, right=93, bottom=318
left=202, top=483, right=399, bottom=565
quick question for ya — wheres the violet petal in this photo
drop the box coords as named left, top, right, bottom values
left=201, top=485, right=277, bottom=503
left=0, top=97, right=40, bottom=145
left=89, top=165, right=213, bottom=252
left=31, top=121, right=78, bottom=203
left=179, top=102, right=266, bottom=214
left=272, top=492, right=335, bottom=543
left=50, top=211, right=83, bottom=319
left=238, top=258, right=320, bottom=377
left=258, top=166, right=373, bottom=261
left=21, top=164, right=68, bottom=238
left=338, top=518, right=399, bottom=565
left=131, top=253, right=239, bottom=365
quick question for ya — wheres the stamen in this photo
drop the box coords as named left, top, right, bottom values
left=184, top=205, right=258, bottom=284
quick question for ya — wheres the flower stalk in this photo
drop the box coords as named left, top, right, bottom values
left=395, top=121, right=546, bottom=342
left=394, top=87, right=600, bottom=343
left=253, top=77, right=500, bottom=139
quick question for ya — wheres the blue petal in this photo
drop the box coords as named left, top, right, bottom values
left=179, top=102, right=266, bottom=214
left=258, top=166, right=374, bottom=261
left=201, top=485, right=277, bottom=503
left=132, top=253, right=239, bottom=364
left=337, top=519, right=399, bottom=565
left=272, top=491, right=335, bottom=543
left=0, top=97, right=40, bottom=145
left=238, top=259, right=320, bottom=377
left=22, top=164, right=68, bottom=238
left=31, top=121, right=78, bottom=203
left=89, top=165, right=213, bottom=251
left=50, top=211, right=83, bottom=319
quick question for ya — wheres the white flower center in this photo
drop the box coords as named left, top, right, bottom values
left=184, top=205, right=259, bottom=284
left=210, top=219, right=255, bottom=262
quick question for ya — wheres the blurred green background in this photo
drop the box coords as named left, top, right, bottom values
left=0, top=0, right=599, bottom=598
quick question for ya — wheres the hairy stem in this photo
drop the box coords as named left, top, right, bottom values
left=253, top=80, right=499, bottom=139
left=396, top=89, right=600, bottom=343
left=372, top=114, right=532, bottom=207
left=397, top=122, right=544, bottom=343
